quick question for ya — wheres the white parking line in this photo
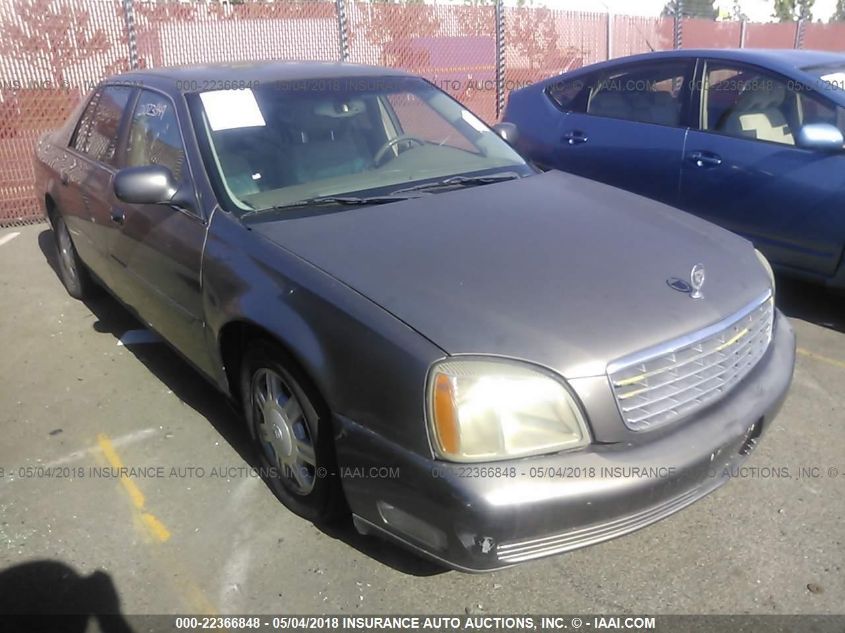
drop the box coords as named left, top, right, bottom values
left=218, top=477, right=259, bottom=612
left=0, top=232, right=21, bottom=247
left=118, top=329, right=162, bottom=346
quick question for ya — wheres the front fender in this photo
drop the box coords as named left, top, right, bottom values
left=201, top=210, right=445, bottom=457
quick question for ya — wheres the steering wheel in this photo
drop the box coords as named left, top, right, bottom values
left=374, top=135, right=426, bottom=166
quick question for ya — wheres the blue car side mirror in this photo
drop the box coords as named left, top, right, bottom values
left=797, top=123, right=844, bottom=152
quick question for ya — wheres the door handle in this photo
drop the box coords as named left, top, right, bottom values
left=688, top=151, right=722, bottom=168
left=562, top=130, right=588, bottom=145
left=110, top=209, right=125, bottom=225
left=59, top=171, right=69, bottom=186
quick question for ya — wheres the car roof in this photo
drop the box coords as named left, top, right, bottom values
left=516, top=48, right=845, bottom=101
left=621, top=48, right=845, bottom=72
left=107, top=60, right=414, bottom=93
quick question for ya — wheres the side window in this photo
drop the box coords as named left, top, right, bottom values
left=703, top=65, right=794, bottom=146
left=125, top=90, right=186, bottom=180
left=586, top=62, right=689, bottom=127
left=547, top=76, right=589, bottom=112
left=70, top=90, right=101, bottom=155
left=86, top=86, right=133, bottom=165
left=702, top=63, right=845, bottom=148
left=796, top=88, right=845, bottom=140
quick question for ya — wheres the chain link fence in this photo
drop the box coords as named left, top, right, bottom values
left=2, top=0, right=845, bottom=226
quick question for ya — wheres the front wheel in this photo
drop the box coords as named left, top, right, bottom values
left=240, top=340, right=346, bottom=523
left=53, top=215, right=97, bottom=300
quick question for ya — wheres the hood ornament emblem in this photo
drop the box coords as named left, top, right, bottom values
left=689, top=263, right=705, bottom=299
left=667, top=263, right=706, bottom=299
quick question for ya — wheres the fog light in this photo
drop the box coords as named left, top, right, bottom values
left=377, top=501, right=447, bottom=551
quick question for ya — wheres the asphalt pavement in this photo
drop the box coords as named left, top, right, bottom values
left=0, top=224, right=843, bottom=618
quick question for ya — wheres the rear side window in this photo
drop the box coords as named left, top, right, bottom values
left=547, top=77, right=589, bottom=112
left=70, top=91, right=101, bottom=155
left=585, top=62, right=690, bottom=127
left=125, top=90, right=187, bottom=180
left=86, top=86, right=133, bottom=165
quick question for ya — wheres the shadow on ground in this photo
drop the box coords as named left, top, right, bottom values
left=775, top=275, right=845, bottom=334
left=37, top=229, right=445, bottom=577
left=0, top=560, right=134, bottom=632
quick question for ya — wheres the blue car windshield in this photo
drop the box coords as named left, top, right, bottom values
left=187, top=76, right=531, bottom=213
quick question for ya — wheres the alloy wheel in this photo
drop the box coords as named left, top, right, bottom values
left=251, top=368, right=317, bottom=495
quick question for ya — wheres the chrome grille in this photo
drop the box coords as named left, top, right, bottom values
left=608, top=294, right=774, bottom=431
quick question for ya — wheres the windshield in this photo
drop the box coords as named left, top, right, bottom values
left=187, top=76, right=531, bottom=214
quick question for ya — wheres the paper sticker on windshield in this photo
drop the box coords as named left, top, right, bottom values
left=461, top=109, right=488, bottom=133
left=199, top=89, right=266, bottom=131
left=821, top=72, right=845, bottom=90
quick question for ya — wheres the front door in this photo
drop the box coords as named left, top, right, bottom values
left=110, top=88, right=209, bottom=365
left=679, top=60, right=845, bottom=278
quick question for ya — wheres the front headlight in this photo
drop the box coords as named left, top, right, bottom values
left=755, top=248, right=776, bottom=292
left=426, top=357, right=591, bottom=462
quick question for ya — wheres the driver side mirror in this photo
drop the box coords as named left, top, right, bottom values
left=797, top=123, right=844, bottom=152
left=493, top=122, right=519, bottom=146
left=113, top=164, right=194, bottom=211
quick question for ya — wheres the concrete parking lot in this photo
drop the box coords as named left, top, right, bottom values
left=0, top=223, right=843, bottom=617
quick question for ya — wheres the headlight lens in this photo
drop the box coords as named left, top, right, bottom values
left=755, top=248, right=775, bottom=292
left=427, top=358, right=590, bottom=462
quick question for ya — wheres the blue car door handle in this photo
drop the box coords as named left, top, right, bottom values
left=688, top=151, right=722, bottom=168
left=110, top=209, right=125, bottom=225
left=562, top=130, right=588, bottom=145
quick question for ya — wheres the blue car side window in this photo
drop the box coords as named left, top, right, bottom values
left=581, top=62, right=690, bottom=127
left=547, top=77, right=589, bottom=112
left=704, top=63, right=845, bottom=149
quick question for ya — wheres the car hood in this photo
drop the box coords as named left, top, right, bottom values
left=251, top=170, right=771, bottom=378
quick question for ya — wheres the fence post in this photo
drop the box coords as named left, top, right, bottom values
left=335, top=0, right=350, bottom=62
left=794, top=18, right=805, bottom=49
left=673, top=0, right=683, bottom=49
left=494, top=0, right=505, bottom=120
left=121, top=0, right=139, bottom=70
left=739, top=19, right=747, bottom=48
left=606, top=9, right=613, bottom=61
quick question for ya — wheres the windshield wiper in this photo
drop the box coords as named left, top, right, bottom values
left=241, top=194, right=417, bottom=219
left=390, top=171, right=522, bottom=196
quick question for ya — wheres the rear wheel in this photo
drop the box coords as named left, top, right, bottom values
left=53, top=215, right=97, bottom=300
left=240, top=340, right=346, bottom=523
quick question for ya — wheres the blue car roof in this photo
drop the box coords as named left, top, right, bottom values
left=625, top=48, right=845, bottom=72
left=517, top=48, right=845, bottom=98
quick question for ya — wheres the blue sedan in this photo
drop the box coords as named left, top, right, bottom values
left=503, top=49, right=845, bottom=289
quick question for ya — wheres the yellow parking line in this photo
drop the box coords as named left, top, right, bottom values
left=797, top=347, right=845, bottom=370
left=94, top=434, right=219, bottom=617
left=96, top=433, right=170, bottom=542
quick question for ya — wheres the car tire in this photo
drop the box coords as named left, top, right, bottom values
left=53, top=215, right=97, bottom=300
left=240, top=339, right=347, bottom=524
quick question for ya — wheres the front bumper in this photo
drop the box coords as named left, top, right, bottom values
left=335, top=311, right=796, bottom=572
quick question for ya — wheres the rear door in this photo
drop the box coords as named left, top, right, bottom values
left=62, top=86, right=133, bottom=283
left=679, top=59, right=845, bottom=277
left=110, top=88, right=209, bottom=364
left=548, top=58, right=695, bottom=207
